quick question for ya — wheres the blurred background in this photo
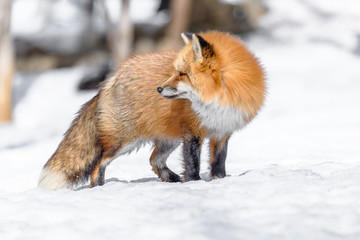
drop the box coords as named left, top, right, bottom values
left=0, top=0, right=268, bottom=122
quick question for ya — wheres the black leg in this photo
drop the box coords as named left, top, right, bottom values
left=210, top=137, right=229, bottom=179
left=183, top=136, right=202, bottom=181
left=97, top=166, right=106, bottom=186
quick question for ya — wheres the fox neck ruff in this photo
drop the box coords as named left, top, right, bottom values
left=178, top=83, right=249, bottom=138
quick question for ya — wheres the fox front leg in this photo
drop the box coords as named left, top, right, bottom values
left=209, top=136, right=230, bottom=179
left=182, top=136, right=202, bottom=181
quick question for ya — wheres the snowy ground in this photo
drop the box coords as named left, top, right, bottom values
left=1, top=0, right=360, bottom=239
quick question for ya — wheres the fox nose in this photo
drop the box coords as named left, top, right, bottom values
left=157, top=87, right=163, bottom=93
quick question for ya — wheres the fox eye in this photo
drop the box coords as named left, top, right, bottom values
left=179, top=72, right=187, bottom=77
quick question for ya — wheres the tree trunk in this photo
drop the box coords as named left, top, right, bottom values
left=161, top=0, right=192, bottom=50
left=101, top=0, right=133, bottom=63
left=0, top=0, right=15, bottom=122
left=118, top=0, right=133, bottom=60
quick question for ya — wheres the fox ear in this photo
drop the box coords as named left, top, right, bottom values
left=192, top=34, right=213, bottom=60
left=181, top=32, right=193, bottom=45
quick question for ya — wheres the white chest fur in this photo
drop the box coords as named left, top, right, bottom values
left=177, top=82, right=249, bottom=138
left=190, top=95, right=249, bottom=138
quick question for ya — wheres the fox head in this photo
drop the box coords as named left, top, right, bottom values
left=157, top=31, right=265, bottom=116
left=157, top=32, right=222, bottom=102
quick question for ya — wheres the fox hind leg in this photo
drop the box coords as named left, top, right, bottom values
left=90, top=158, right=107, bottom=187
left=90, top=163, right=106, bottom=187
left=150, top=140, right=181, bottom=182
left=89, top=141, right=123, bottom=188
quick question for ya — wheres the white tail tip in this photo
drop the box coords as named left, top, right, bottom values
left=38, top=168, right=71, bottom=190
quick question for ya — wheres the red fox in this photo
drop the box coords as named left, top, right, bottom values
left=38, top=31, right=266, bottom=190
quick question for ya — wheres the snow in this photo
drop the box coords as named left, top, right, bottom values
left=1, top=0, right=360, bottom=239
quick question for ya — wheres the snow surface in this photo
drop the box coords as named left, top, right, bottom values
left=1, top=0, right=360, bottom=239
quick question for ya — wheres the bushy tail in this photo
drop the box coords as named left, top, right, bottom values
left=38, top=94, right=101, bottom=190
